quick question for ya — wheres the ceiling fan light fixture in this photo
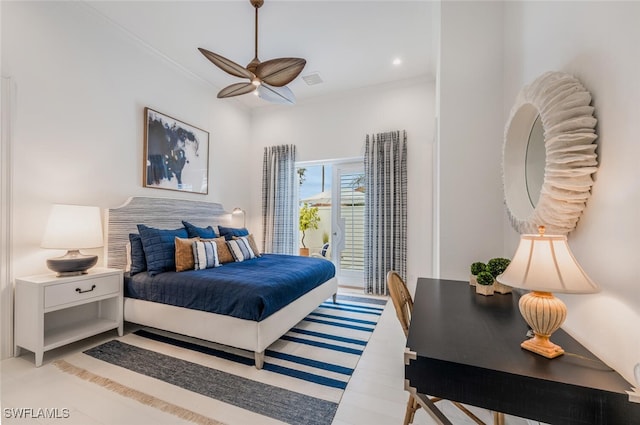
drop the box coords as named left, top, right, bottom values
left=258, top=84, right=296, bottom=105
left=198, top=0, right=306, bottom=104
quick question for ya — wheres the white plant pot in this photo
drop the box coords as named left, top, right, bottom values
left=469, top=274, right=478, bottom=286
left=494, top=281, right=512, bottom=294
left=476, top=283, right=495, bottom=296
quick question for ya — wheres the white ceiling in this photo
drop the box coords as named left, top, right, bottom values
left=87, top=0, right=434, bottom=109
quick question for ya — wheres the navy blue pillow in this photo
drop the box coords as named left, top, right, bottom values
left=218, top=225, right=249, bottom=241
left=137, top=224, right=188, bottom=276
left=182, top=220, right=218, bottom=239
left=128, top=233, right=147, bottom=275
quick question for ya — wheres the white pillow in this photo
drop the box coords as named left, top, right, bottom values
left=192, top=240, right=221, bottom=270
left=226, top=237, right=256, bottom=262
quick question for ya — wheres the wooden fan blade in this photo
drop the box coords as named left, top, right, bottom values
left=218, top=82, right=257, bottom=98
left=257, top=84, right=296, bottom=105
left=198, top=48, right=254, bottom=80
left=255, top=58, right=306, bottom=87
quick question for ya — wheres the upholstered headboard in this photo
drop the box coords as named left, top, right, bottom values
left=104, top=196, right=230, bottom=270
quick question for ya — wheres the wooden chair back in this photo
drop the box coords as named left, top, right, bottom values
left=387, top=271, right=492, bottom=425
left=387, top=270, right=413, bottom=338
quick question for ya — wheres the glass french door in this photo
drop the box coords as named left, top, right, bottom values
left=331, top=162, right=365, bottom=287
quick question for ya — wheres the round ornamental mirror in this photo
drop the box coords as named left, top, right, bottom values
left=502, top=71, right=598, bottom=235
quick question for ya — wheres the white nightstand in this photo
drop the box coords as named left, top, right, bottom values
left=14, top=267, right=123, bottom=367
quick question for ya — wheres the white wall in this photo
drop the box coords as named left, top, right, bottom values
left=249, top=78, right=436, bottom=288
left=503, top=1, right=640, bottom=384
left=437, top=1, right=506, bottom=280
left=1, top=2, right=252, bottom=357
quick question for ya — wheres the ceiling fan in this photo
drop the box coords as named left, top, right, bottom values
left=198, top=0, right=306, bottom=105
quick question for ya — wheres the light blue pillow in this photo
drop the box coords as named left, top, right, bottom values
left=137, top=224, right=187, bottom=276
left=182, top=220, right=218, bottom=239
left=226, top=236, right=256, bottom=262
left=218, top=225, right=249, bottom=241
left=192, top=240, right=221, bottom=270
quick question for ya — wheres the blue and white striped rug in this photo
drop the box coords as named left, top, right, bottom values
left=56, top=294, right=386, bottom=425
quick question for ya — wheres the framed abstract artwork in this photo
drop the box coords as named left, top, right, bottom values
left=143, top=107, right=209, bottom=194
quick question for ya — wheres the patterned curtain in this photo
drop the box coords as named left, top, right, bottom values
left=262, top=144, right=297, bottom=254
left=364, top=131, right=407, bottom=295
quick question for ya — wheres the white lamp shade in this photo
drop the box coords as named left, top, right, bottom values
left=41, top=204, right=104, bottom=249
left=497, top=232, right=599, bottom=294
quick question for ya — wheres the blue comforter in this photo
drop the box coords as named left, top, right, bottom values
left=125, top=254, right=335, bottom=321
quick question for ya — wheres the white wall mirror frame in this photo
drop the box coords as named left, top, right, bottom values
left=502, top=71, right=598, bottom=235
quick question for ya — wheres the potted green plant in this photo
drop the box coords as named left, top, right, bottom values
left=487, top=257, right=512, bottom=294
left=469, top=262, right=486, bottom=286
left=475, top=270, right=495, bottom=296
left=299, top=203, right=320, bottom=256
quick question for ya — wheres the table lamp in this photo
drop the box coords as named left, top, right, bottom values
left=497, top=226, right=599, bottom=359
left=41, top=204, right=104, bottom=277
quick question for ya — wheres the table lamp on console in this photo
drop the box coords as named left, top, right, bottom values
left=41, top=204, right=104, bottom=277
left=497, top=225, right=599, bottom=359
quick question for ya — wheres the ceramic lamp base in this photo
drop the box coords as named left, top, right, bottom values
left=46, top=250, right=98, bottom=277
left=521, top=334, right=565, bottom=359
left=518, top=291, right=567, bottom=359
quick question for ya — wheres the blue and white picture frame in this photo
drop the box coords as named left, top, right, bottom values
left=143, top=107, right=209, bottom=195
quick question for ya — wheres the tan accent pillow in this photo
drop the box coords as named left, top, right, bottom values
left=247, top=234, right=261, bottom=257
left=175, top=237, right=199, bottom=272
left=202, top=236, right=234, bottom=264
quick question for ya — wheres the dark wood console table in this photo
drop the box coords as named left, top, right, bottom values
left=405, top=278, right=640, bottom=425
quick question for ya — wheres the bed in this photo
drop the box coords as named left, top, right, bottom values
left=105, top=196, right=338, bottom=369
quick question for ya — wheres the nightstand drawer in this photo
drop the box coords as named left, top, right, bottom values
left=44, top=275, right=119, bottom=308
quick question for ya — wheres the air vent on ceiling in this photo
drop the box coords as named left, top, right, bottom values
left=302, top=72, right=324, bottom=86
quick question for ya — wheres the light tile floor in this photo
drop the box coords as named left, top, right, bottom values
left=1, top=287, right=532, bottom=425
